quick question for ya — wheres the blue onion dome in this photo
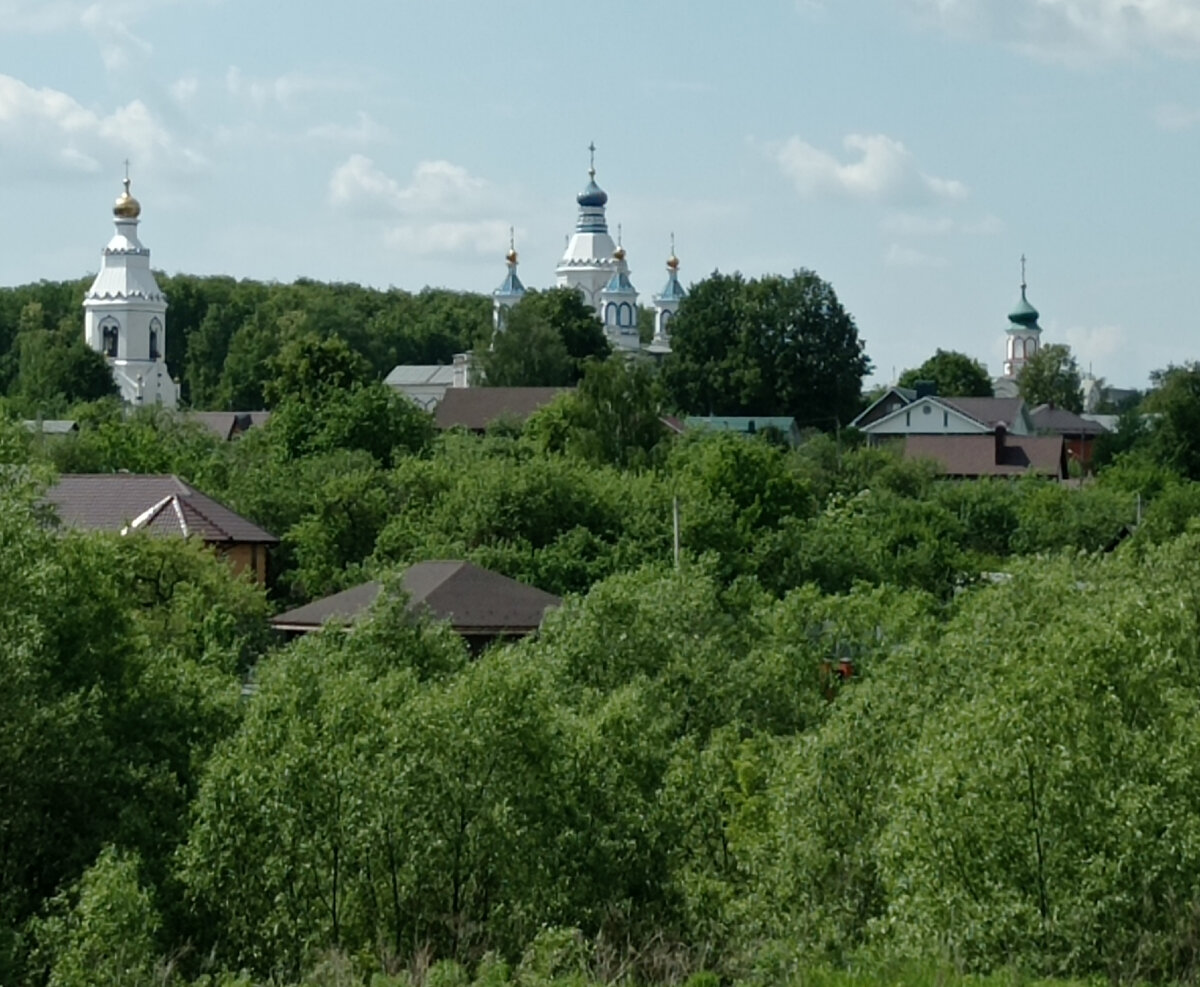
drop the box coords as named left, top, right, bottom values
left=577, top=177, right=608, bottom=208
left=1008, top=286, right=1039, bottom=327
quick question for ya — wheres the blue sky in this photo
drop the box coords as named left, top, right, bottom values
left=3, top=0, right=1200, bottom=389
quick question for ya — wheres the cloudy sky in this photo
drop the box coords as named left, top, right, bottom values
left=3, top=0, right=1200, bottom=388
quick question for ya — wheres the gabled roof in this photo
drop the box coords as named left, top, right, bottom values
left=903, top=433, right=1067, bottom=479
left=46, top=474, right=277, bottom=544
left=940, top=396, right=1029, bottom=430
left=435, top=387, right=569, bottom=430
left=385, top=365, right=457, bottom=388
left=270, top=560, right=561, bottom=636
left=186, top=411, right=270, bottom=441
left=862, top=395, right=1032, bottom=436
left=1031, top=404, right=1109, bottom=436
left=22, top=420, right=78, bottom=435
left=850, top=386, right=917, bottom=429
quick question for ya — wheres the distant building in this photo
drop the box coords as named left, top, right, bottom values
left=83, top=174, right=180, bottom=409
left=46, top=474, right=277, bottom=583
left=492, top=145, right=684, bottom=356
left=270, top=560, right=561, bottom=651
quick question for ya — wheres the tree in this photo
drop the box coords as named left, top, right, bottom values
left=1143, top=362, right=1200, bottom=480
left=1018, top=342, right=1083, bottom=412
left=478, top=288, right=609, bottom=386
left=525, top=357, right=668, bottom=468
left=898, top=348, right=992, bottom=397
left=663, top=270, right=870, bottom=428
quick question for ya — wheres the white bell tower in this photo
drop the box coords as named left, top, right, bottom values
left=83, top=171, right=179, bottom=409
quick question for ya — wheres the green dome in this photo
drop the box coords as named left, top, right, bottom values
left=1008, top=286, right=1040, bottom=329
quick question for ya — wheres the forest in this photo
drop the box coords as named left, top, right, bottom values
left=5, top=271, right=1200, bottom=987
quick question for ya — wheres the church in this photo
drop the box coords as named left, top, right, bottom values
left=492, top=145, right=684, bottom=356
left=82, top=174, right=180, bottom=409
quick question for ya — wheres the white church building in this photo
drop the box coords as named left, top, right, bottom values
left=492, top=146, right=684, bottom=356
left=83, top=175, right=180, bottom=409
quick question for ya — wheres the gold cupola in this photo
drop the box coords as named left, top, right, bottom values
left=113, top=177, right=141, bottom=220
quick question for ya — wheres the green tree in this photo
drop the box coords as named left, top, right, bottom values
left=1142, top=362, right=1200, bottom=479
left=525, top=357, right=667, bottom=468
left=32, top=847, right=162, bottom=987
left=1018, top=342, right=1083, bottom=412
left=478, top=288, right=609, bottom=386
left=898, top=348, right=993, bottom=397
left=663, top=270, right=870, bottom=427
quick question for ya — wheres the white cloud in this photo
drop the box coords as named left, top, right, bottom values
left=384, top=220, right=512, bottom=256
left=881, top=211, right=1005, bottom=235
left=330, top=155, right=488, bottom=215
left=885, top=243, right=950, bottom=268
left=225, top=66, right=357, bottom=108
left=775, top=133, right=968, bottom=203
left=169, top=76, right=199, bottom=104
left=0, top=1, right=209, bottom=71
left=306, top=111, right=389, bottom=144
left=0, top=73, right=204, bottom=176
left=1154, top=101, right=1200, bottom=129
left=1064, top=323, right=1126, bottom=363
left=907, top=0, right=1200, bottom=61
left=329, top=155, right=505, bottom=255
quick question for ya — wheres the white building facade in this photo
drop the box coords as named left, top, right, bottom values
left=496, top=145, right=682, bottom=356
left=83, top=177, right=180, bottom=408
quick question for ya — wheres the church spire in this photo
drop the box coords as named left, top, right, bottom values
left=492, top=227, right=526, bottom=333
left=1003, top=253, right=1042, bottom=379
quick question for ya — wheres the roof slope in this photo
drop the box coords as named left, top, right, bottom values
left=903, top=434, right=1067, bottom=478
left=271, top=560, right=561, bottom=635
left=435, top=387, right=569, bottom=430
left=1031, top=404, right=1109, bottom=436
left=185, top=411, right=271, bottom=440
left=940, top=396, right=1027, bottom=429
left=47, top=474, right=277, bottom=543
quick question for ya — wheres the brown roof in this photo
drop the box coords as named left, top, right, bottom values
left=270, top=560, right=561, bottom=635
left=903, top=433, right=1068, bottom=479
left=46, top=474, right=278, bottom=543
left=940, top=396, right=1027, bottom=429
left=185, top=411, right=271, bottom=441
left=1030, top=404, right=1109, bottom=436
left=434, top=387, right=569, bottom=430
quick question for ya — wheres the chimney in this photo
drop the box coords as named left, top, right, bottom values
left=452, top=352, right=470, bottom=389
left=994, top=423, right=1007, bottom=463
left=914, top=379, right=938, bottom=398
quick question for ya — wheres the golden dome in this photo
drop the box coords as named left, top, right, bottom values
left=113, top=177, right=141, bottom=219
left=666, top=253, right=680, bottom=271
left=506, top=247, right=518, bottom=264
left=613, top=245, right=626, bottom=261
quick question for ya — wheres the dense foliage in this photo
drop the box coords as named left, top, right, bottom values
left=9, top=273, right=1200, bottom=986
left=898, top=348, right=993, bottom=397
left=662, top=270, right=870, bottom=427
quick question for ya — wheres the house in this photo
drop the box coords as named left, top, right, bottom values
left=46, top=474, right=277, bottom=583
left=1029, top=403, right=1109, bottom=469
left=434, top=387, right=570, bottom=431
left=185, top=411, right=271, bottom=441
left=385, top=355, right=471, bottom=410
left=852, top=391, right=1035, bottom=445
left=683, top=416, right=803, bottom=447
left=269, top=560, right=561, bottom=649
left=22, top=420, right=79, bottom=436
left=903, top=427, right=1068, bottom=480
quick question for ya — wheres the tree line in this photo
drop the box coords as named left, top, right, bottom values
left=9, top=268, right=1200, bottom=985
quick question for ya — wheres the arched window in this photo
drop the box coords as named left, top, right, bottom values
left=605, top=302, right=618, bottom=326
left=100, top=319, right=119, bottom=358
left=618, top=303, right=633, bottom=329
left=149, top=318, right=162, bottom=359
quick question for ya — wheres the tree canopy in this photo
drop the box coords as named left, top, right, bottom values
left=662, top=270, right=870, bottom=428
left=1018, top=342, right=1083, bottom=412
left=898, top=348, right=993, bottom=397
left=476, top=288, right=610, bottom=387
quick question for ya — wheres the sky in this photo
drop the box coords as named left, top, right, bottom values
left=3, top=0, right=1200, bottom=390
